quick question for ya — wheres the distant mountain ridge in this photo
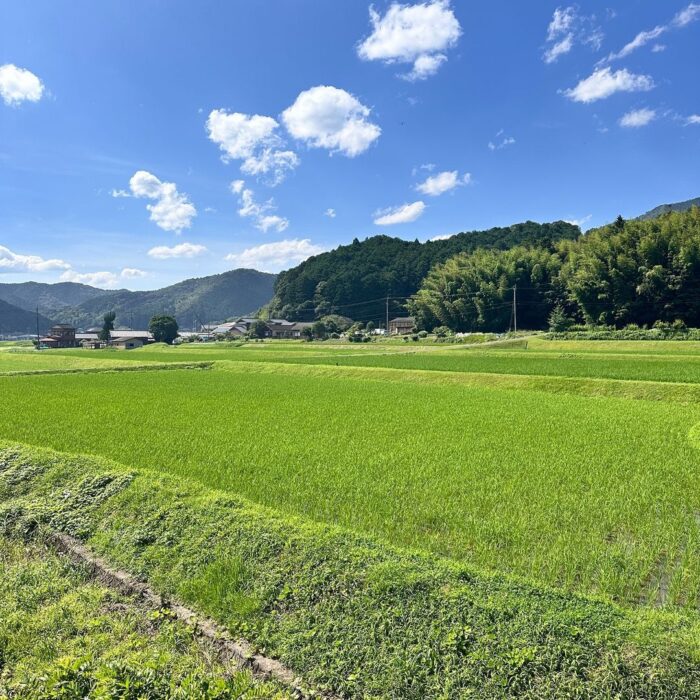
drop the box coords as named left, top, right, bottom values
left=0, top=269, right=276, bottom=332
left=637, top=197, right=700, bottom=221
left=0, top=299, right=54, bottom=336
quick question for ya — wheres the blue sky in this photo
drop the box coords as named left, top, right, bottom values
left=1, top=0, right=699, bottom=289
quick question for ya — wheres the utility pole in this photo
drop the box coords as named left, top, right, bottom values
left=35, top=305, right=40, bottom=349
left=512, top=283, right=517, bottom=333
left=385, top=295, right=389, bottom=335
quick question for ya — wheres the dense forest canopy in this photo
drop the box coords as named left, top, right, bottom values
left=409, top=207, right=700, bottom=332
left=267, top=221, right=580, bottom=323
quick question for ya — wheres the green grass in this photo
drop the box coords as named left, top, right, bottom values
left=2, top=363, right=700, bottom=609
left=3, top=442, right=700, bottom=700
left=0, top=347, right=135, bottom=372
left=0, top=534, right=286, bottom=699
left=44, top=338, right=700, bottom=384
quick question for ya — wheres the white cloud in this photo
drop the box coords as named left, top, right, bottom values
left=415, top=170, right=471, bottom=196
left=0, top=245, right=70, bottom=273
left=543, top=7, right=604, bottom=63
left=619, top=108, right=656, bottom=128
left=673, top=2, right=700, bottom=27
left=147, top=242, right=207, bottom=259
left=547, top=7, right=577, bottom=40
left=652, top=43, right=667, bottom=52
left=225, top=239, right=326, bottom=273
left=603, top=3, right=700, bottom=62
left=488, top=133, right=516, bottom=151
left=565, top=214, right=592, bottom=228
left=128, top=170, right=196, bottom=233
left=357, top=0, right=461, bottom=80
left=0, top=64, right=44, bottom=106
left=282, top=85, right=381, bottom=157
left=374, top=201, right=426, bottom=226
left=120, top=267, right=147, bottom=279
left=430, top=233, right=455, bottom=241
left=325, top=208, right=336, bottom=218
left=544, top=34, right=574, bottom=63
left=110, top=188, right=131, bottom=198
left=206, top=110, right=298, bottom=185
left=685, top=114, right=700, bottom=125
left=230, top=180, right=289, bottom=233
left=60, top=270, right=120, bottom=289
left=564, top=67, right=654, bottom=103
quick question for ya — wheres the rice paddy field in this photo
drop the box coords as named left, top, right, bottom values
left=4, top=335, right=700, bottom=696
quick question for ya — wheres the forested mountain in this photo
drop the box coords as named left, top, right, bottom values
left=410, top=207, right=700, bottom=332
left=638, top=196, right=700, bottom=221
left=0, top=269, right=277, bottom=331
left=0, top=281, right=109, bottom=320
left=0, top=299, right=54, bottom=336
left=268, top=221, right=580, bottom=323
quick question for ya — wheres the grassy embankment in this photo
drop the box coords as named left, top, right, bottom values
left=2, top=442, right=700, bottom=699
left=0, top=534, right=287, bottom=698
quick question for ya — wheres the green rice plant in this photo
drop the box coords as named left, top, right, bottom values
left=1, top=363, right=700, bottom=608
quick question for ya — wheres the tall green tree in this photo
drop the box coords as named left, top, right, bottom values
left=99, top=311, right=116, bottom=342
left=409, top=246, right=565, bottom=332
left=561, top=207, right=700, bottom=326
left=149, top=315, right=179, bottom=344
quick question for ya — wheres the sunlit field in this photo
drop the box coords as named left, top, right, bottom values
left=3, top=339, right=700, bottom=610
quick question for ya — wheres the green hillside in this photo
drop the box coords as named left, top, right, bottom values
left=637, top=196, right=700, bottom=220
left=0, top=299, right=54, bottom=336
left=0, top=268, right=277, bottom=330
left=268, top=221, right=580, bottom=322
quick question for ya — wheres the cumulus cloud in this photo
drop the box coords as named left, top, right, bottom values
left=603, top=3, right=700, bottom=62
left=564, top=67, right=654, bottom=103
left=415, top=170, right=471, bottom=196
left=374, top=201, right=426, bottom=226
left=147, top=242, right=207, bottom=259
left=430, top=233, right=455, bottom=241
left=60, top=270, right=120, bottom=289
left=230, top=180, right=289, bottom=233
left=619, top=108, right=656, bottom=128
left=206, top=110, right=298, bottom=185
left=0, top=64, right=45, bottom=106
left=282, top=85, right=381, bottom=157
left=0, top=245, right=70, bottom=273
left=120, top=267, right=147, bottom=279
left=357, top=0, right=461, bottom=80
left=542, top=7, right=604, bottom=63
left=325, top=208, right=337, bottom=218
left=225, top=239, right=326, bottom=273
left=128, top=170, right=196, bottom=233
left=685, top=114, right=700, bottom=125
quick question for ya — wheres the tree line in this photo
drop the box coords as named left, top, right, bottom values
left=408, top=208, right=700, bottom=332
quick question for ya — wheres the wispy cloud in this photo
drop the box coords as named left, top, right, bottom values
left=225, top=239, right=326, bottom=273
left=542, top=7, right=604, bottom=64
left=230, top=180, right=289, bottom=233
left=415, top=170, right=471, bottom=196
left=147, top=242, right=207, bottom=259
left=619, top=107, right=656, bottom=128
left=374, top=201, right=426, bottom=226
left=602, top=3, right=700, bottom=62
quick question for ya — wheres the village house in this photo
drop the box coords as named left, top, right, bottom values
left=388, top=317, right=416, bottom=335
left=39, top=324, right=79, bottom=348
